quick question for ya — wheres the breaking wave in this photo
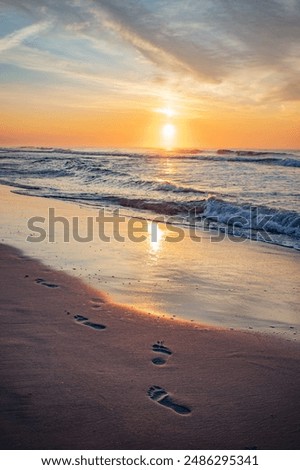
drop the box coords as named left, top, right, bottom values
left=0, top=146, right=299, bottom=249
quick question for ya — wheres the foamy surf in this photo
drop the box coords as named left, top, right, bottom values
left=0, top=146, right=299, bottom=249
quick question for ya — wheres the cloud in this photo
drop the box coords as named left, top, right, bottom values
left=91, top=0, right=227, bottom=83
left=0, top=42, right=172, bottom=109
left=214, top=0, right=300, bottom=66
left=0, top=21, right=50, bottom=52
left=0, top=0, right=300, bottom=107
left=87, top=0, right=300, bottom=97
left=267, top=78, right=300, bottom=102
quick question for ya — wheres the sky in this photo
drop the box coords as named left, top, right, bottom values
left=0, top=0, right=299, bottom=149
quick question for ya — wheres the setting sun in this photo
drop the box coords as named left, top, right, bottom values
left=162, top=123, right=175, bottom=139
left=162, top=123, right=176, bottom=149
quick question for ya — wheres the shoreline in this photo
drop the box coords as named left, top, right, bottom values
left=0, top=184, right=299, bottom=341
left=1, top=242, right=300, bottom=449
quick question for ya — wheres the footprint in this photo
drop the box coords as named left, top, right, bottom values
left=90, top=298, right=104, bottom=309
left=152, top=357, right=166, bottom=366
left=35, top=278, right=59, bottom=288
left=83, top=321, right=106, bottom=330
left=147, top=386, right=191, bottom=415
left=91, top=297, right=104, bottom=303
left=152, top=341, right=172, bottom=356
left=151, top=341, right=172, bottom=366
left=74, top=315, right=106, bottom=330
left=74, top=315, right=88, bottom=322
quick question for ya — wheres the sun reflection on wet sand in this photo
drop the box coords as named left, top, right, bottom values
left=147, top=221, right=165, bottom=258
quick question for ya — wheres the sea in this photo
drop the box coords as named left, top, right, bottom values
left=0, top=146, right=299, bottom=250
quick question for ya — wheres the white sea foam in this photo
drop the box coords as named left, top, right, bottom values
left=0, top=146, right=299, bottom=249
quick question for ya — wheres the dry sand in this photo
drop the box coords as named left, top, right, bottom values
left=1, top=243, right=300, bottom=449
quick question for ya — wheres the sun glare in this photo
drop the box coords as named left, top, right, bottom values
left=159, top=107, right=175, bottom=117
left=155, top=106, right=175, bottom=117
left=162, top=123, right=175, bottom=140
left=162, top=123, right=176, bottom=149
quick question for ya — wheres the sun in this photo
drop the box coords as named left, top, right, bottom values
left=162, top=123, right=176, bottom=150
left=162, top=124, right=176, bottom=141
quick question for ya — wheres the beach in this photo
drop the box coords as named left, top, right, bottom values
left=1, top=185, right=300, bottom=449
left=1, top=0, right=300, bottom=456
left=0, top=184, right=299, bottom=339
left=1, top=243, right=300, bottom=450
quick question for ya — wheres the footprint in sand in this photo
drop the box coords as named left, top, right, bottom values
left=152, top=357, right=167, bottom=365
left=74, top=314, right=106, bottom=330
left=151, top=341, right=172, bottom=366
left=152, top=341, right=172, bottom=355
left=35, top=278, right=59, bottom=288
left=89, top=298, right=104, bottom=309
left=147, top=386, right=191, bottom=415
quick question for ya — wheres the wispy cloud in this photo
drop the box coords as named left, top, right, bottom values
left=0, top=0, right=300, bottom=109
left=0, top=21, right=50, bottom=52
left=91, top=0, right=226, bottom=83
left=88, top=0, right=300, bottom=102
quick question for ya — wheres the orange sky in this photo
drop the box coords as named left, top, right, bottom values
left=1, top=104, right=299, bottom=149
left=1, top=0, right=299, bottom=149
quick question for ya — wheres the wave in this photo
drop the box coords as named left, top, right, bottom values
left=0, top=179, right=42, bottom=191
left=0, top=147, right=146, bottom=159
left=182, top=153, right=300, bottom=168
left=91, top=195, right=300, bottom=241
left=108, top=176, right=209, bottom=195
left=1, top=145, right=299, bottom=164
left=1, top=146, right=299, bottom=249
left=12, top=184, right=298, bottom=242
left=154, top=181, right=206, bottom=194
left=201, top=197, right=300, bottom=239
left=217, top=149, right=293, bottom=157
left=115, top=196, right=300, bottom=240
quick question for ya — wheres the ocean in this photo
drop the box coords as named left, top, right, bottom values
left=0, top=146, right=299, bottom=250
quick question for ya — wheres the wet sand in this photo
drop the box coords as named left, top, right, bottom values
left=0, top=185, right=299, bottom=340
left=1, top=243, right=300, bottom=449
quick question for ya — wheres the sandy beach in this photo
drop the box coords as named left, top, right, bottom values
left=0, top=183, right=300, bottom=450
left=0, top=185, right=299, bottom=340
left=1, top=240, right=300, bottom=449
